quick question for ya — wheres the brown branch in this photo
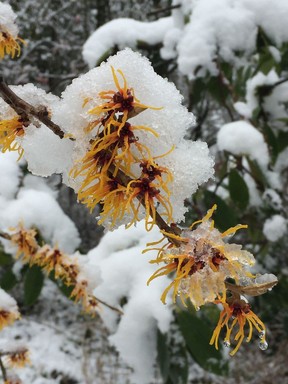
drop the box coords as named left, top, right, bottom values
left=0, top=231, right=11, bottom=240
left=0, top=77, right=66, bottom=139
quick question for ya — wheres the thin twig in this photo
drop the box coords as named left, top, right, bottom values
left=147, top=4, right=181, bottom=16
left=0, top=77, right=66, bottom=139
left=0, top=231, right=11, bottom=240
left=96, top=298, right=123, bottom=315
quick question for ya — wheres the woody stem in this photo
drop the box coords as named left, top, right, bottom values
left=0, top=77, right=66, bottom=139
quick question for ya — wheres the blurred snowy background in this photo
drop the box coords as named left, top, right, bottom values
left=1, top=0, right=288, bottom=383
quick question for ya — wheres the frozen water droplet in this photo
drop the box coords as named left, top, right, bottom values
left=223, top=340, right=230, bottom=348
left=259, top=330, right=265, bottom=339
left=259, top=340, right=268, bottom=351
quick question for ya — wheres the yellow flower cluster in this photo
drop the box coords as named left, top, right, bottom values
left=0, top=307, right=19, bottom=332
left=10, top=225, right=99, bottom=314
left=4, top=377, right=22, bottom=384
left=210, top=297, right=267, bottom=356
left=0, top=29, right=24, bottom=59
left=0, top=345, right=29, bottom=384
left=71, top=66, right=174, bottom=230
left=147, top=205, right=276, bottom=354
left=0, top=117, right=26, bottom=159
left=2, top=347, right=30, bottom=369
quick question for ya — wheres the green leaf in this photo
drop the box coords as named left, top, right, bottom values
left=204, top=191, right=238, bottom=231
left=221, top=62, right=233, bottom=82
left=0, top=251, right=13, bottom=266
left=191, top=78, right=205, bottom=105
left=246, top=158, right=268, bottom=190
left=24, top=265, right=44, bottom=306
left=262, top=123, right=279, bottom=162
left=0, top=269, right=17, bottom=291
left=177, top=310, right=228, bottom=376
left=277, top=130, right=288, bottom=153
left=168, top=345, right=188, bottom=384
left=207, top=77, right=229, bottom=104
left=157, top=330, right=170, bottom=382
left=252, top=106, right=261, bottom=121
left=157, top=329, right=188, bottom=384
left=228, top=169, right=249, bottom=210
left=280, top=45, right=288, bottom=70
left=256, top=27, right=273, bottom=51
left=49, top=271, right=74, bottom=298
left=259, top=56, right=275, bottom=75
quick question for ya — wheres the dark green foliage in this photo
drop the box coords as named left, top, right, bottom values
left=228, top=169, right=249, bottom=210
left=24, top=265, right=44, bottom=306
left=0, top=269, right=17, bottom=291
left=157, top=328, right=189, bottom=384
left=176, top=309, right=228, bottom=376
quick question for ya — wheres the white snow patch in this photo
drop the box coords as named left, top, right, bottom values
left=263, top=215, right=287, bottom=242
left=0, top=152, right=21, bottom=199
left=217, top=121, right=269, bottom=168
left=88, top=222, right=173, bottom=384
left=83, top=17, right=173, bottom=68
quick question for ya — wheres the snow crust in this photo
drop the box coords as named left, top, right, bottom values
left=0, top=2, right=18, bottom=36
left=234, top=70, right=288, bottom=122
left=0, top=150, right=80, bottom=254
left=175, top=0, right=288, bottom=78
left=0, top=151, right=20, bottom=199
left=83, top=17, right=173, bottom=68
left=0, top=287, right=18, bottom=313
left=88, top=222, right=173, bottom=384
left=22, top=125, right=74, bottom=177
left=217, top=121, right=269, bottom=168
left=83, top=0, right=288, bottom=79
left=263, top=215, right=287, bottom=242
left=0, top=189, right=80, bottom=253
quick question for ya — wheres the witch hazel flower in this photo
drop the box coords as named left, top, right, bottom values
left=148, top=205, right=278, bottom=354
left=0, top=116, right=26, bottom=159
left=9, top=224, right=102, bottom=315
left=0, top=288, right=20, bottom=331
left=51, top=48, right=213, bottom=230
left=148, top=205, right=255, bottom=309
left=210, top=296, right=268, bottom=356
left=0, top=342, right=30, bottom=369
left=0, top=2, right=24, bottom=59
left=213, top=273, right=278, bottom=355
